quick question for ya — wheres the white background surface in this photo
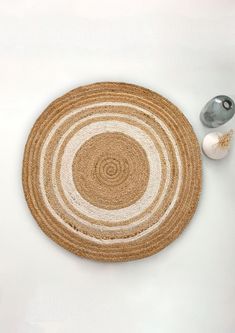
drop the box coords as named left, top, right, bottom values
left=0, top=1, right=235, bottom=332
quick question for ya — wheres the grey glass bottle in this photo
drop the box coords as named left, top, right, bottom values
left=200, top=95, right=234, bottom=128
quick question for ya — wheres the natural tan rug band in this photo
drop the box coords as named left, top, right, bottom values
left=22, top=82, right=202, bottom=261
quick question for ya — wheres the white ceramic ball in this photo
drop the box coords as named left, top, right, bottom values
left=202, top=132, right=229, bottom=160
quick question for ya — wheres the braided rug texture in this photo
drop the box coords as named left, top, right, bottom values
left=23, top=82, right=202, bottom=261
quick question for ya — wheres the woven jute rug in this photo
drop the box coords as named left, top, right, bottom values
left=23, top=82, right=202, bottom=261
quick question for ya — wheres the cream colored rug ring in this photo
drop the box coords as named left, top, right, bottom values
left=22, top=82, right=202, bottom=261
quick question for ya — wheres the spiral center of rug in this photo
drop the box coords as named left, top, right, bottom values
left=72, top=132, right=150, bottom=210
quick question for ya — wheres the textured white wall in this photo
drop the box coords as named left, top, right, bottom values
left=0, top=0, right=235, bottom=332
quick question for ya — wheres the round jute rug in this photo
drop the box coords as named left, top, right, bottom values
left=22, top=82, right=202, bottom=261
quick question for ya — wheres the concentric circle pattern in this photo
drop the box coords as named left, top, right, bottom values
left=23, top=82, right=202, bottom=261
